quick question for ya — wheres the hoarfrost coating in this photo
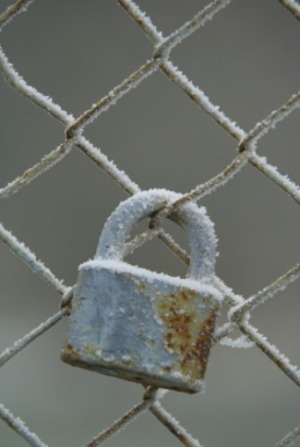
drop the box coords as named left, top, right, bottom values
left=80, top=259, right=223, bottom=304
left=0, top=403, right=48, bottom=447
left=96, top=188, right=219, bottom=281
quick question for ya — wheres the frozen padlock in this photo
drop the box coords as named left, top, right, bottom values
left=61, top=189, right=221, bottom=393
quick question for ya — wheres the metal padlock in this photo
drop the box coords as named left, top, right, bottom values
left=61, top=189, right=221, bottom=393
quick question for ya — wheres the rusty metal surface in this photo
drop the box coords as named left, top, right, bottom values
left=61, top=262, right=219, bottom=393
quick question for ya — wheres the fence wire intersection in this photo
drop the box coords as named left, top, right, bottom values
left=0, top=0, right=300, bottom=446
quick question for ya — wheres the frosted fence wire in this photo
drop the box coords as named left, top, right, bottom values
left=0, top=1, right=299, bottom=446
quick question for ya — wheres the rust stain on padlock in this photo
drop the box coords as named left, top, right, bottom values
left=157, top=289, right=217, bottom=379
left=61, top=342, right=137, bottom=380
left=61, top=343, right=88, bottom=370
left=137, top=281, right=148, bottom=293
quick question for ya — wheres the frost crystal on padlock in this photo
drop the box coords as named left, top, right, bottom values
left=61, top=189, right=221, bottom=394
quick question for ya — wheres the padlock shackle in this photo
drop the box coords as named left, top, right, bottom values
left=96, top=189, right=217, bottom=279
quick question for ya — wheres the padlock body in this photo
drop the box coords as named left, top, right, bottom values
left=61, top=259, right=219, bottom=393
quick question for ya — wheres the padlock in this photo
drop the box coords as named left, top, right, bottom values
left=61, top=189, right=221, bottom=393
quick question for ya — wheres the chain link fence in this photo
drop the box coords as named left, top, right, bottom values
left=0, top=0, right=300, bottom=446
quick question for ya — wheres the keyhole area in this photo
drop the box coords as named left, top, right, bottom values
left=126, top=218, right=190, bottom=278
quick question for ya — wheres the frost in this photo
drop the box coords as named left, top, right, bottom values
left=0, top=403, right=48, bottom=447
left=0, top=44, right=140, bottom=199
left=118, top=0, right=163, bottom=43
left=0, top=0, right=35, bottom=31
left=220, top=334, right=254, bottom=349
left=0, top=46, right=73, bottom=124
left=77, top=136, right=139, bottom=195
left=165, top=60, right=246, bottom=141
left=251, top=154, right=300, bottom=203
left=152, top=401, right=203, bottom=447
left=0, top=222, right=66, bottom=294
left=121, top=354, right=132, bottom=362
left=102, top=353, right=116, bottom=363
left=156, top=388, right=169, bottom=399
left=274, top=423, right=300, bottom=447
left=244, top=323, right=300, bottom=382
left=212, top=275, right=244, bottom=305
left=0, top=309, right=66, bottom=367
left=81, top=258, right=223, bottom=304
left=94, top=189, right=223, bottom=294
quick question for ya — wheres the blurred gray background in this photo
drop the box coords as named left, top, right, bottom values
left=0, top=0, right=299, bottom=446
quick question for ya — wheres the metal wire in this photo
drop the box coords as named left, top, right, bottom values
left=0, top=0, right=299, bottom=446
